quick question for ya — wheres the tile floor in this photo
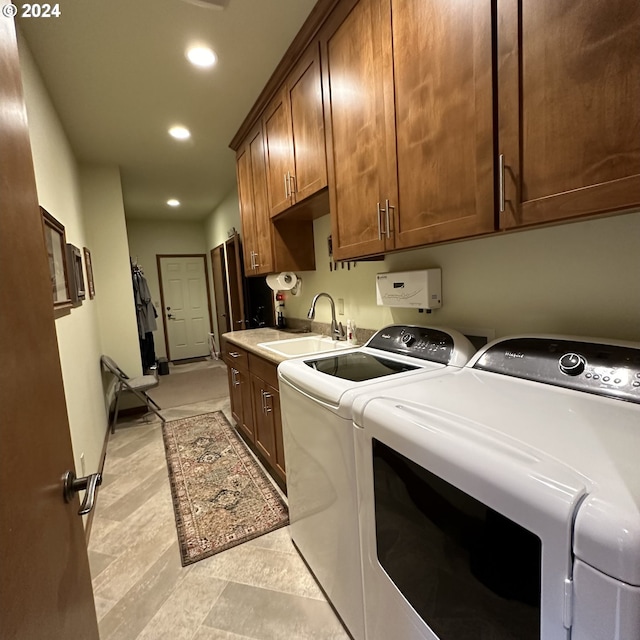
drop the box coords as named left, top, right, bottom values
left=88, top=360, right=351, bottom=640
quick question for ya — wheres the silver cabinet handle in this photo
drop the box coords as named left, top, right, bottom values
left=260, top=389, right=266, bottom=413
left=385, top=199, right=393, bottom=239
left=284, top=173, right=289, bottom=199
left=229, top=351, right=241, bottom=358
left=232, top=369, right=240, bottom=387
left=377, top=202, right=384, bottom=240
left=253, top=252, right=259, bottom=268
left=263, top=392, right=272, bottom=413
left=288, top=171, right=295, bottom=197
left=63, top=470, right=102, bottom=516
left=499, top=153, right=505, bottom=213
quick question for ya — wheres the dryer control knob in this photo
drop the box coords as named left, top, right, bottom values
left=559, top=353, right=586, bottom=376
left=401, top=333, right=415, bottom=346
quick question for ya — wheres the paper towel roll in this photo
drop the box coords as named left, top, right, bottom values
left=266, top=272, right=298, bottom=291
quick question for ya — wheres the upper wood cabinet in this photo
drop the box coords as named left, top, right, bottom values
left=236, top=124, right=316, bottom=276
left=236, top=125, right=274, bottom=276
left=498, top=0, right=640, bottom=228
left=263, top=44, right=328, bottom=217
left=321, top=0, right=495, bottom=261
left=233, top=0, right=639, bottom=265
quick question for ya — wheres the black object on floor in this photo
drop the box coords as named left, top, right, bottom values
left=157, top=357, right=170, bottom=375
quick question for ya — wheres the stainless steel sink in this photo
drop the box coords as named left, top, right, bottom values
left=257, top=335, right=352, bottom=358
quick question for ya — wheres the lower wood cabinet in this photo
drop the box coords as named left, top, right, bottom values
left=250, top=375, right=285, bottom=482
left=222, top=338, right=286, bottom=489
left=227, top=364, right=254, bottom=443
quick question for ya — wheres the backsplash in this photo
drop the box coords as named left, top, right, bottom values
left=281, top=213, right=640, bottom=343
left=285, top=317, right=375, bottom=345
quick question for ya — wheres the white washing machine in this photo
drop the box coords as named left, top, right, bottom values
left=278, top=325, right=476, bottom=640
left=352, top=334, right=640, bottom=640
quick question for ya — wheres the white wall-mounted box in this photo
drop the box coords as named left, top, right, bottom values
left=376, top=269, right=442, bottom=309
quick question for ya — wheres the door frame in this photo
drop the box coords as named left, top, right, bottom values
left=156, top=254, right=214, bottom=361
left=210, top=243, right=230, bottom=352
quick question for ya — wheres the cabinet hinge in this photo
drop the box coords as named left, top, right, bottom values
left=563, top=577, right=573, bottom=629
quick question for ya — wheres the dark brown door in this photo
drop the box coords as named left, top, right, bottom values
left=210, top=244, right=230, bottom=349
left=392, top=0, right=495, bottom=248
left=225, top=233, right=247, bottom=331
left=0, top=17, right=99, bottom=640
left=498, top=0, right=640, bottom=228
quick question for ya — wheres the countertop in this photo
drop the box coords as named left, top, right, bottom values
left=221, top=328, right=318, bottom=365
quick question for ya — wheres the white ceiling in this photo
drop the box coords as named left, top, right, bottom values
left=18, top=0, right=318, bottom=221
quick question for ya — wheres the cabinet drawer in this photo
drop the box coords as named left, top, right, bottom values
left=248, top=353, right=279, bottom=389
left=222, top=340, right=249, bottom=370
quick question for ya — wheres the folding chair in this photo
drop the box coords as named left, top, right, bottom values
left=100, top=355, right=165, bottom=433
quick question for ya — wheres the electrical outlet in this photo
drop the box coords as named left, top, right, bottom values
left=80, top=452, right=86, bottom=477
left=337, top=298, right=345, bottom=316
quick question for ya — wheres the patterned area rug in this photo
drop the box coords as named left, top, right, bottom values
left=161, top=411, right=289, bottom=566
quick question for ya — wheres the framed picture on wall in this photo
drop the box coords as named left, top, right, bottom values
left=83, top=247, right=95, bottom=299
left=66, top=243, right=86, bottom=305
left=40, top=207, right=72, bottom=309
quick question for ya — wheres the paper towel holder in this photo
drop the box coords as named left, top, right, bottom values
left=266, top=272, right=301, bottom=296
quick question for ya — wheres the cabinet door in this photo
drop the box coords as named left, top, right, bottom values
left=249, top=127, right=274, bottom=275
left=263, top=93, right=294, bottom=217
left=269, top=386, right=286, bottom=481
left=392, top=0, right=495, bottom=248
left=228, top=365, right=242, bottom=425
left=498, top=0, right=640, bottom=228
left=237, top=125, right=274, bottom=275
left=288, top=44, right=327, bottom=204
left=321, top=0, right=396, bottom=260
left=236, top=143, right=257, bottom=274
left=228, top=365, right=254, bottom=443
left=251, top=374, right=276, bottom=465
left=239, top=367, right=254, bottom=442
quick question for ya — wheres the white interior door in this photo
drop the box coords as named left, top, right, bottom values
left=159, top=256, right=212, bottom=361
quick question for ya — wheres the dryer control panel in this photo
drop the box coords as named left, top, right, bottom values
left=474, top=337, right=640, bottom=404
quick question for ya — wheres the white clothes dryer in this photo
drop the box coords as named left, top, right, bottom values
left=352, top=334, right=640, bottom=640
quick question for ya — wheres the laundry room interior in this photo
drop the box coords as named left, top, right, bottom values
left=5, top=0, right=640, bottom=639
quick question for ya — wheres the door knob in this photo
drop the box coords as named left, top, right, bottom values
left=168, top=313, right=175, bottom=320
left=63, top=470, right=102, bottom=516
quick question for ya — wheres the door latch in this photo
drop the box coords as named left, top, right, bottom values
left=63, top=470, right=102, bottom=516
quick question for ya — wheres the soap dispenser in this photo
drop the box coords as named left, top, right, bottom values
left=346, top=319, right=357, bottom=345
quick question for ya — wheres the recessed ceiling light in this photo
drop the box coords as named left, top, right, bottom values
left=180, top=0, right=230, bottom=9
left=186, top=46, right=217, bottom=69
left=169, top=125, right=191, bottom=140
left=167, top=199, right=181, bottom=207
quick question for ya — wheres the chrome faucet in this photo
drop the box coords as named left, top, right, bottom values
left=307, top=292, right=346, bottom=341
